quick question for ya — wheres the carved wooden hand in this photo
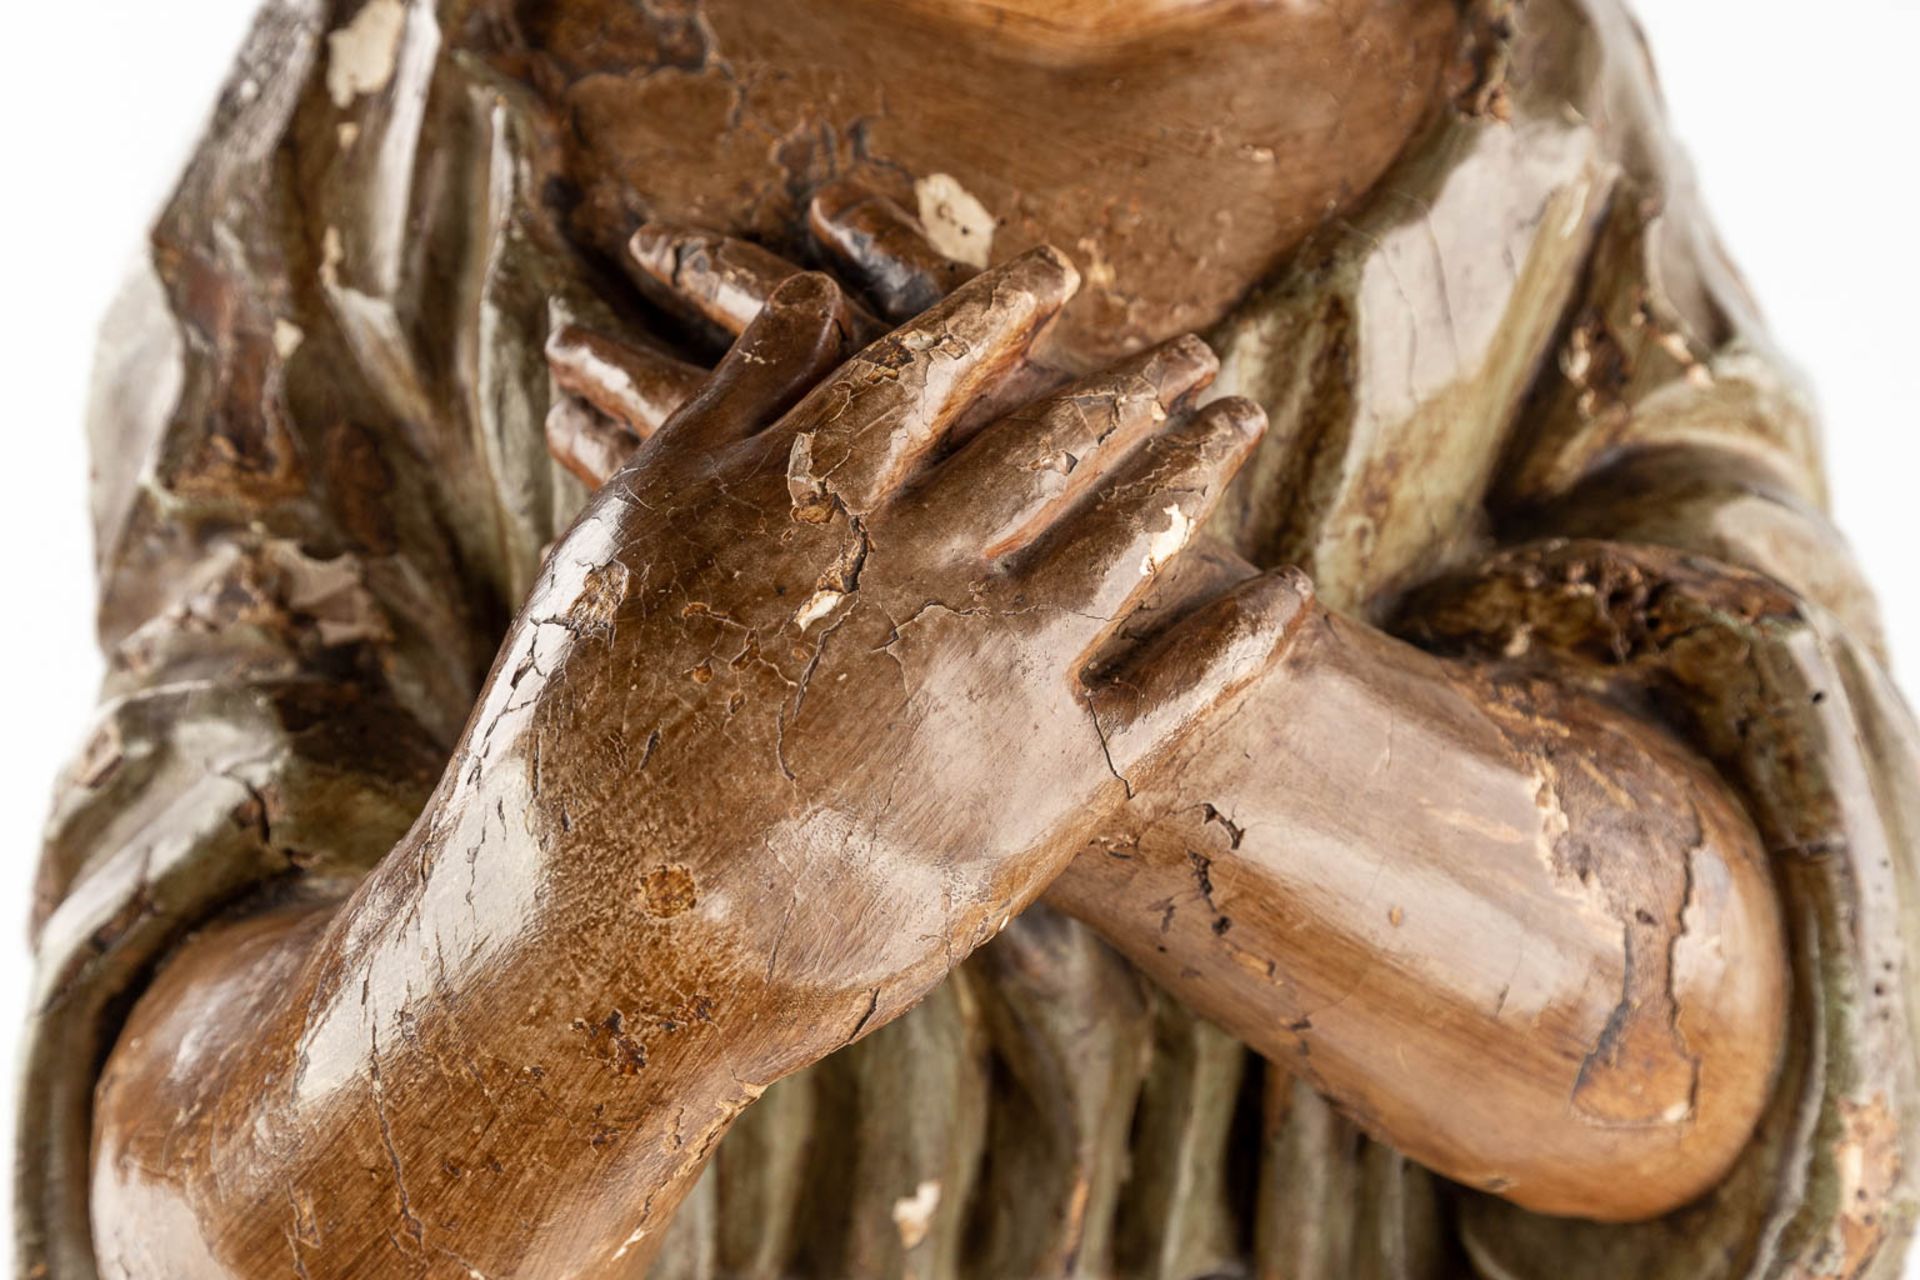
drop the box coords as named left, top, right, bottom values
left=89, top=244, right=1302, bottom=1279
left=541, top=183, right=1791, bottom=1224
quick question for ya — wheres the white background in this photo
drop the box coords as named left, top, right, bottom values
left=0, top=0, right=1914, bottom=1263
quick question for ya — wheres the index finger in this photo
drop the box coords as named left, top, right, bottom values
left=774, top=246, right=1080, bottom=517
left=808, top=177, right=977, bottom=323
left=627, top=223, right=801, bottom=336
left=628, top=223, right=886, bottom=344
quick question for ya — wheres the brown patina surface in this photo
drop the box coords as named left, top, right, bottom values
left=15, top=1, right=1920, bottom=1278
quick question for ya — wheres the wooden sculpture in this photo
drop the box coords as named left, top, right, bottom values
left=16, top=0, right=1919, bottom=1277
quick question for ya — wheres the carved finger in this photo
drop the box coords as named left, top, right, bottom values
left=810, top=175, right=1062, bottom=441
left=628, top=222, right=804, bottom=336
left=545, top=323, right=705, bottom=441
left=808, top=176, right=978, bottom=323
left=655, top=272, right=858, bottom=450
left=777, top=245, right=1080, bottom=516
left=1018, top=397, right=1266, bottom=640
left=909, top=335, right=1218, bottom=559
left=1086, top=567, right=1314, bottom=780
left=1080, top=531, right=1258, bottom=677
left=628, top=221, right=887, bottom=347
left=546, top=395, right=637, bottom=488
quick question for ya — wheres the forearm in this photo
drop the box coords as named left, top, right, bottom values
left=89, top=732, right=1090, bottom=1280
left=88, top=710, right=925, bottom=1279
left=1049, top=594, right=1787, bottom=1220
left=87, top=449, right=1133, bottom=1280
left=89, top=800, right=881, bottom=1278
left=92, top=886, right=768, bottom=1280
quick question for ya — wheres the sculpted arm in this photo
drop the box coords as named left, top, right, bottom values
left=89, top=255, right=1296, bottom=1278
left=547, top=201, right=1790, bottom=1225
left=44, top=0, right=1911, bottom=1275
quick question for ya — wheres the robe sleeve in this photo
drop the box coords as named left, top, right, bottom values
left=14, top=2, right=606, bottom=1273
left=1427, top=76, right=1920, bottom=1280
left=1418, top=6, right=1920, bottom=1276
left=1443, top=7, right=1920, bottom=1274
left=1202, top=0, right=1920, bottom=1274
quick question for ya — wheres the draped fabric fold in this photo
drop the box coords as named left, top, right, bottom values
left=18, top=0, right=1919, bottom=1276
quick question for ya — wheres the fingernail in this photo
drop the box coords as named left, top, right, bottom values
left=766, top=271, right=843, bottom=312
left=1210, top=396, right=1267, bottom=442
left=1022, top=244, right=1082, bottom=298
left=629, top=222, right=691, bottom=277
left=1152, top=334, right=1220, bottom=397
left=809, top=176, right=874, bottom=227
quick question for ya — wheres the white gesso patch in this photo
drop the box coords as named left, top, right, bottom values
left=793, top=588, right=846, bottom=631
left=319, top=226, right=346, bottom=287
left=611, top=1224, right=648, bottom=1262
left=325, top=0, right=407, bottom=109
left=891, top=1179, right=942, bottom=1249
left=1141, top=504, right=1193, bottom=576
left=272, top=319, right=305, bottom=359
left=914, top=173, right=995, bottom=269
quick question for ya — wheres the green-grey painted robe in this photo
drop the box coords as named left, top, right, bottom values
left=18, top=0, right=1920, bottom=1276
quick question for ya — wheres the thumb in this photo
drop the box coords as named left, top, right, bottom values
left=649, top=272, right=857, bottom=452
